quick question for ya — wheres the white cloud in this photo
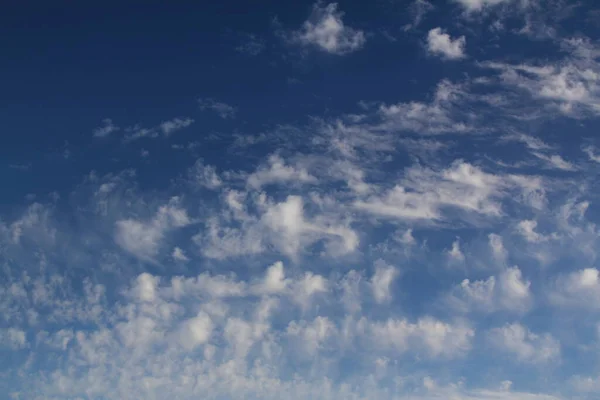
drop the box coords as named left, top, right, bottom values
left=159, top=117, right=194, bottom=136
left=123, top=123, right=158, bottom=141
left=287, top=316, right=335, bottom=356
left=446, top=266, right=531, bottom=313
left=188, top=159, right=222, bottom=190
left=378, top=80, right=474, bottom=134
left=177, top=311, right=213, bottom=350
left=583, top=145, right=600, bottom=163
left=489, top=233, right=507, bottom=263
left=371, top=260, right=398, bottom=304
left=453, top=0, right=512, bottom=12
left=427, top=28, right=466, bottom=60
left=172, top=246, right=189, bottom=262
left=93, top=118, right=119, bottom=138
left=500, top=133, right=553, bottom=151
left=482, top=45, right=600, bottom=117
left=290, top=271, right=328, bottom=310
left=290, top=2, right=366, bottom=55
left=355, top=160, right=544, bottom=224
left=516, top=219, right=546, bottom=243
left=370, top=317, right=475, bottom=358
left=403, top=0, right=434, bottom=31
left=448, top=239, right=465, bottom=262
left=0, top=328, right=27, bottom=349
left=550, top=268, right=600, bottom=309
left=198, top=98, right=237, bottom=119
left=115, top=197, right=192, bottom=262
left=531, top=152, right=577, bottom=171
left=254, top=261, right=289, bottom=295
left=487, top=323, right=560, bottom=364
left=247, top=154, right=317, bottom=189
left=571, top=375, right=600, bottom=393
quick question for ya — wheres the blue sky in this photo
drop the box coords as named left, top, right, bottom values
left=2, top=0, right=600, bottom=399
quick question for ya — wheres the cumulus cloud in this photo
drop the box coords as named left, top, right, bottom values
left=549, top=268, right=600, bottom=309
left=427, top=27, right=466, bottom=60
left=115, top=197, right=192, bottom=262
left=370, top=260, right=398, bottom=304
left=370, top=317, right=475, bottom=358
left=487, top=323, right=560, bottom=364
left=446, top=266, right=531, bottom=313
left=289, top=2, right=366, bottom=55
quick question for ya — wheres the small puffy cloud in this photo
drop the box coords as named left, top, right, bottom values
left=370, top=260, right=398, bottom=304
left=247, top=154, right=317, bottom=189
left=427, top=28, right=466, bottom=60
left=0, top=328, right=27, bottom=349
left=447, top=239, right=465, bottom=262
left=370, top=317, right=475, bottom=358
left=453, top=0, right=511, bottom=12
left=115, top=197, right=192, bottom=262
left=177, top=312, right=213, bottom=350
left=290, top=271, right=328, bottom=310
left=198, top=98, right=237, bottom=119
left=93, top=118, right=119, bottom=138
left=289, top=2, right=366, bottom=55
left=489, top=233, right=507, bottom=263
left=159, top=117, right=194, bottom=136
left=197, top=194, right=358, bottom=260
left=446, top=266, right=531, bottom=313
left=131, top=273, right=159, bottom=303
left=487, top=323, right=560, bottom=364
left=254, top=261, right=289, bottom=295
left=549, top=268, right=600, bottom=309
left=188, top=160, right=222, bottom=190
left=172, top=247, right=189, bottom=262
left=516, top=220, right=546, bottom=243
left=287, top=316, right=335, bottom=356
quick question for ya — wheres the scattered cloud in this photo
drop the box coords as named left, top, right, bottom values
left=198, top=98, right=237, bottom=119
left=236, top=33, right=266, bottom=56
left=403, top=0, right=435, bottom=31
left=288, top=2, right=366, bottom=55
left=426, top=27, right=466, bottom=60
left=160, top=117, right=194, bottom=136
left=115, top=197, right=192, bottom=262
left=446, top=266, right=531, bottom=313
left=487, top=323, right=560, bottom=364
left=453, top=0, right=512, bottom=13
left=93, top=118, right=119, bottom=138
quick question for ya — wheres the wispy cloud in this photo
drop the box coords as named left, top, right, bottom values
left=93, top=118, right=119, bottom=138
left=198, top=98, right=237, bottom=119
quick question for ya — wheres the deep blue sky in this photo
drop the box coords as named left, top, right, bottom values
left=2, top=1, right=600, bottom=399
